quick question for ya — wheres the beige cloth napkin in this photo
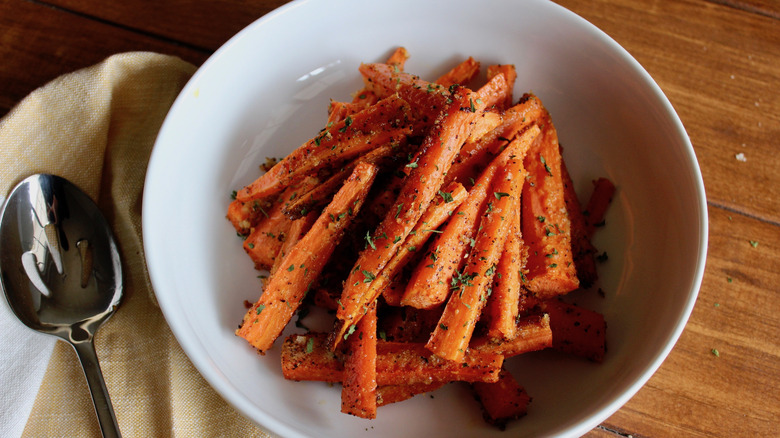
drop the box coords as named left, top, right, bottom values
left=0, top=52, right=272, bottom=437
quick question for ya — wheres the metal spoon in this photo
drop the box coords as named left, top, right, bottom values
left=0, top=174, right=123, bottom=438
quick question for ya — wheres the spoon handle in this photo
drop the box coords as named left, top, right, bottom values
left=73, top=339, right=122, bottom=438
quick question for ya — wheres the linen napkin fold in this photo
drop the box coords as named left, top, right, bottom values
left=0, top=52, right=272, bottom=437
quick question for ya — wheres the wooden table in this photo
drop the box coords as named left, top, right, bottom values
left=2, top=0, right=778, bottom=435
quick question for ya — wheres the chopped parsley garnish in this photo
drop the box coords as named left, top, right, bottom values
left=494, top=192, right=509, bottom=200
left=438, top=190, right=454, bottom=203
left=362, top=270, right=376, bottom=283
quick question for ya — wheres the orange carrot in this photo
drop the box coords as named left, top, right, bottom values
left=384, top=46, right=410, bottom=70
left=445, top=94, right=544, bottom=188
left=425, top=140, right=526, bottom=362
left=470, top=314, right=552, bottom=358
left=482, top=217, right=525, bottom=340
left=268, top=211, right=318, bottom=282
left=475, top=72, right=510, bottom=110
left=435, top=56, right=480, bottom=87
left=363, top=181, right=467, bottom=309
left=560, top=156, right=599, bottom=288
left=282, top=141, right=407, bottom=219
left=521, top=108, right=579, bottom=298
left=584, top=177, right=616, bottom=237
left=359, top=62, right=454, bottom=130
left=486, top=64, right=517, bottom=110
left=465, top=111, right=503, bottom=144
left=402, top=127, right=539, bottom=310
left=332, top=87, right=486, bottom=349
left=236, top=162, right=379, bottom=353
left=348, top=47, right=410, bottom=111
left=243, top=177, right=319, bottom=270
left=281, top=333, right=503, bottom=385
left=236, top=94, right=412, bottom=203
left=539, top=299, right=606, bottom=362
left=377, top=382, right=445, bottom=406
left=471, top=368, right=530, bottom=430
left=341, top=302, right=378, bottom=419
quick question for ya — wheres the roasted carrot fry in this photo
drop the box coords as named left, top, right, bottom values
left=236, top=162, right=379, bottom=353
left=539, top=299, right=606, bottom=362
left=283, top=141, right=408, bottom=219
left=465, top=111, right=503, bottom=143
left=236, top=95, right=412, bottom=203
left=243, top=177, right=319, bottom=270
left=445, top=95, right=544, bottom=188
left=384, top=46, right=410, bottom=70
left=341, top=302, right=378, bottom=419
left=402, top=127, right=539, bottom=310
left=377, top=382, right=446, bottom=406
left=378, top=305, right=442, bottom=343
left=560, top=156, right=599, bottom=288
left=584, top=177, right=616, bottom=237
left=471, top=368, right=530, bottom=430
left=363, top=181, right=467, bottom=309
left=435, top=56, right=480, bottom=87
left=470, top=314, right=552, bottom=358
left=425, top=142, right=526, bottom=362
left=475, top=72, right=510, bottom=111
left=482, top=218, right=525, bottom=340
left=486, top=64, right=517, bottom=110
left=359, top=62, right=454, bottom=129
left=268, top=211, right=318, bottom=282
left=521, top=107, right=579, bottom=298
left=348, top=47, right=410, bottom=110
left=281, top=333, right=504, bottom=385
left=326, top=100, right=364, bottom=125
left=332, top=87, right=486, bottom=349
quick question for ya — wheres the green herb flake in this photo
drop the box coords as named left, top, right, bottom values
left=494, top=192, right=510, bottom=200
left=537, top=215, right=546, bottom=223
left=287, top=264, right=295, bottom=272
left=305, top=337, right=315, bottom=354
left=230, top=190, right=237, bottom=200
left=255, top=304, right=266, bottom=315
left=365, top=231, right=376, bottom=250
left=540, top=155, right=553, bottom=176
left=438, top=190, right=454, bottom=203
left=711, top=348, right=720, bottom=357
left=344, top=324, right=357, bottom=340
left=749, top=240, right=759, bottom=248
left=362, top=270, right=376, bottom=283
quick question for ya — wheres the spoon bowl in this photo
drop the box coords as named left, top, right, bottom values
left=0, top=174, right=123, bottom=438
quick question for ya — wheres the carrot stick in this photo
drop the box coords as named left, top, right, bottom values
left=377, top=382, right=446, bottom=406
left=281, top=333, right=503, bottom=385
left=482, top=217, right=525, bottom=340
left=486, top=64, right=517, bottom=110
left=445, top=94, right=544, bottom=188
left=236, top=162, right=379, bottom=353
left=267, top=211, right=318, bottom=282
left=236, top=94, right=412, bottom=203
left=331, top=87, right=486, bottom=349
left=470, top=314, right=552, bottom=358
left=362, top=181, right=467, bottom=308
left=243, top=177, right=319, bottom=270
left=283, top=141, right=407, bottom=219
left=435, top=56, right=480, bottom=87
left=384, top=46, right=410, bottom=70
left=402, top=127, right=539, bottom=310
left=471, top=368, right=530, bottom=430
left=425, top=141, right=526, bottom=362
left=560, top=156, right=599, bottom=288
left=341, top=302, right=378, bottom=419
left=465, top=111, right=503, bottom=144
left=539, top=299, right=606, bottom=362
left=521, top=107, right=579, bottom=298
left=474, top=72, right=510, bottom=111
left=584, top=177, right=616, bottom=237
left=347, top=47, right=409, bottom=111
left=359, top=62, right=454, bottom=130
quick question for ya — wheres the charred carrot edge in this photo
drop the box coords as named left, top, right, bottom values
left=540, top=299, right=606, bottom=363
left=402, top=126, right=539, bottom=310
left=560, top=156, right=599, bottom=289
left=283, top=141, right=407, bottom=219
left=483, top=217, right=524, bottom=340
left=584, top=177, right=616, bottom=238
left=377, top=382, right=446, bottom=407
left=486, top=64, right=517, bottom=110
left=365, top=181, right=467, bottom=307
left=470, top=314, right=552, bottom=358
left=471, top=368, right=530, bottom=430
left=341, top=302, right=378, bottom=419
left=236, top=162, right=379, bottom=353
left=331, top=88, right=486, bottom=349
left=425, top=140, right=526, bottom=363
left=282, top=333, right=503, bottom=385
left=236, top=94, right=412, bottom=203
left=521, top=107, right=579, bottom=298
left=445, top=95, right=545, bottom=188
left=435, top=56, right=481, bottom=88
left=243, top=177, right=319, bottom=270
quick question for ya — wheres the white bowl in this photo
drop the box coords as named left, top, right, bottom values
left=143, top=0, right=708, bottom=436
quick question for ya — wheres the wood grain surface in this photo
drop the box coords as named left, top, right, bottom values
left=1, top=0, right=777, bottom=436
